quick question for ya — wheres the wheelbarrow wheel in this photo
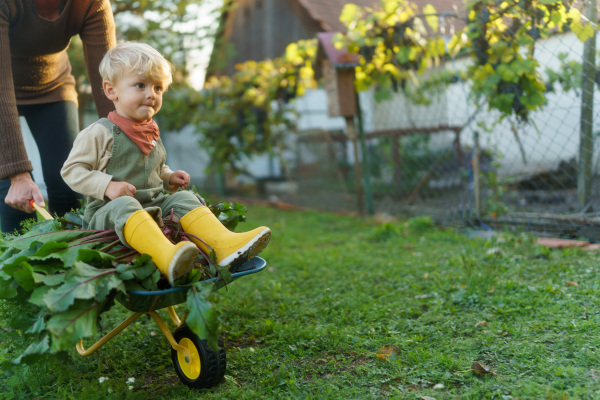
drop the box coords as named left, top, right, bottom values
left=170, top=324, right=226, bottom=389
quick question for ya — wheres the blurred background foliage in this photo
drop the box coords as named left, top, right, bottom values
left=68, top=0, right=593, bottom=177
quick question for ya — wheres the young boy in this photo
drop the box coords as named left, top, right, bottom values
left=61, top=42, right=270, bottom=285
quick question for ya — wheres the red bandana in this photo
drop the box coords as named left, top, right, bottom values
left=107, top=111, right=160, bottom=155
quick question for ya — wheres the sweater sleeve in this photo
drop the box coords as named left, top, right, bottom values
left=79, top=0, right=116, bottom=118
left=0, top=2, right=33, bottom=180
left=61, top=123, right=114, bottom=200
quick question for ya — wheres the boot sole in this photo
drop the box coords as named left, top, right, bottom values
left=219, top=228, right=271, bottom=272
left=168, top=242, right=200, bottom=285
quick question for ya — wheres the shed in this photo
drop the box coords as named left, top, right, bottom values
left=207, top=0, right=379, bottom=77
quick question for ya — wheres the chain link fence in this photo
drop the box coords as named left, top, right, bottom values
left=260, top=29, right=600, bottom=241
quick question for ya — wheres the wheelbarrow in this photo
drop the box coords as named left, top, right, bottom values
left=30, top=201, right=266, bottom=389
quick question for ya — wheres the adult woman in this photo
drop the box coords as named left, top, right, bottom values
left=0, top=0, right=116, bottom=232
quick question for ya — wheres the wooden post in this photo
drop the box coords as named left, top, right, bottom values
left=578, top=0, right=596, bottom=210
left=346, top=116, right=365, bottom=215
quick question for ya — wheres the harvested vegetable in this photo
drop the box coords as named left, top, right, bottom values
left=0, top=199, right=247, bottom=365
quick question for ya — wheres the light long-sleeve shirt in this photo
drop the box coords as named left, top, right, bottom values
left=61, top=121, right=173, bottom=201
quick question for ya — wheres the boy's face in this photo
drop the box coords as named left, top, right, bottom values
left=103, top=71, right=166, bottom=123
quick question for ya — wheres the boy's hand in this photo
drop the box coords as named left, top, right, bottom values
left=169, top=170, right=190, bottom=190
left=105, top=181, right=136, bottom=200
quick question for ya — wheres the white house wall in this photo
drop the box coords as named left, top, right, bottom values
left=366, top=32, right=600, bottom=180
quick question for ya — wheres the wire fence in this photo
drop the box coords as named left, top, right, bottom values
left=258, top=29, right=600, bottom=242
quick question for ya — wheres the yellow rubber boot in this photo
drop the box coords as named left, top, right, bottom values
left=180, top=206, right=271, bottom=270
left=123, top=210, right=198, bottom=285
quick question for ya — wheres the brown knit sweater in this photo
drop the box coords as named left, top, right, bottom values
left=0, top=0, right=116, bottom=180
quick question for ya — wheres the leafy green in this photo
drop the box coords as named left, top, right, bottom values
left=0, top=200, right=247, bottom=364
left=186, top=282, right=219, bottom=351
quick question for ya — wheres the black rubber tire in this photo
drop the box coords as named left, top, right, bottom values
left=170, top=324, right=226, bottom=389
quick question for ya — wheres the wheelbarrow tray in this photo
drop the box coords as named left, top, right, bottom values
left=115, top=256, right=267, bottom=312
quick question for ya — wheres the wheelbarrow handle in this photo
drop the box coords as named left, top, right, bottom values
left=29, top=199, right=53, bottom=220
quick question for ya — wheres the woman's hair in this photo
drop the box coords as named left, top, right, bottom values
left=99, top=41, right=172, bottom=87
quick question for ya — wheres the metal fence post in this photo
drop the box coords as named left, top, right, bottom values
left=345, top=116, right=365, bottom=216
left=356, top=94, right=374, bottom=215
left=578, top=0, right=597, bottom=210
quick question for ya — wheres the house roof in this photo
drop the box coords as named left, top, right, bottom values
left=297, top=0, right=465, bottom=33
left=296, top=0, right=380, bottom=32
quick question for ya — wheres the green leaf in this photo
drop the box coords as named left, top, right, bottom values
left=340, top=4, right=361, bottom=26
left=0, top=280, right=17, bottom=299
left=128, top=268, right=161, bottom=291
left=30, top=259, right=68, bottom=276
left=75, top=248, right=115, bottom=268
left=186, top=282, right=219, bottom=351
left=5, top=261, right=36, bottom=291
left=0, top=246, right=26, bottom=263
left=12, top=335, right=50, bottom=365
left=33, top=271, right=66, bottom=286
left=0, top=248, right=36, bottom=268
left=396, top=47, right=411, bottom=63
left=9, top=313, right=38, bottom=330
left=116, top=255, right=156, bottom=281
left=41, top=284, right=78, bottom=313
left=29, top=285, right=52, bottom=307
left=46, top=301, right=101, bottom=352
left=41, top=261, right=123, bottom=313
left=423, top=4, right=438, bottom=33
left=570, top=20, right=596, bottom=42
left=2, top=229, right=91, bottom=251
left=492, top=93, right=515, bottom=114
left=30, top=241, right=69, bottom=258
left=8, top=311, right=46, bottom=335
left=26, top=315, right=47, bottom=335
left=521, top=90, right=545, bottom=107
left=497, top=64, right=519, bottom=83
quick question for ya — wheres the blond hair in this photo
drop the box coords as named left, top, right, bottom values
left=99, top=41, right=172, bottom=88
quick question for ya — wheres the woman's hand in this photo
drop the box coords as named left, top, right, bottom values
left=169, top=170, right=190, bottom=190
left=5, top=172, right=45, bottom=213
left=105, top=181, right=136, bottom=200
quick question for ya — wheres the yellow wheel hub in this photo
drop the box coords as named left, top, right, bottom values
left=177, top=338, right=201, bottom=379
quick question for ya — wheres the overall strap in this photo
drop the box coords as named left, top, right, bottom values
left=96, top=117, right=117, bottom=130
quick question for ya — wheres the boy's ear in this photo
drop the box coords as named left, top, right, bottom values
left=103, top=81, right=117, bottom=101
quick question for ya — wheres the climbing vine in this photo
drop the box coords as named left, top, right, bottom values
left=174, top=0, right=597, bottom=174
left=335, top=0, right=595, bottom=122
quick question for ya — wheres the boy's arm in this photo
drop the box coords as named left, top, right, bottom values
left=61, top=124, right=114, bottom=200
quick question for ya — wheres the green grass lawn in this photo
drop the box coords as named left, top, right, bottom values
left=2, top=205, right=600, bottom=399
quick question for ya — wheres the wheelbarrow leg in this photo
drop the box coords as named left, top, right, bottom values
left=147, top=311, right=191, bottom=360
left=75, top=311, right=191, bottom=361
left=76, top=312, right=144, bottom=356
left=166, top=306, right=188, bottom=327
